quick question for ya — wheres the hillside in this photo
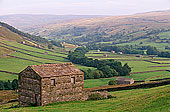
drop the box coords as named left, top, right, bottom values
left=0, top=14, right=105, bottom=30
left=0, top=22, right=47, bottom=56
left=0, top=25, right=23, bottom=56
left=24, top=10, right=170, bottom=49
left=1, top=84, right=170, bottom=111
left=0, top=23, right=96, bottom=81
left=1, top=14, right=170, bottom=111
left=0, top=26, right=23, bottom=42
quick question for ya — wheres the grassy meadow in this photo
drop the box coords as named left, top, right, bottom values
left=0, top=40, right=94, bottom=81
left=1, top=84, right=170, bottom=112
left=1, top=40, right=170, bottom=88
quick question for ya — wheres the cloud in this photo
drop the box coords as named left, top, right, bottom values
left=0, top=0, right=3, bottom=4
left=0, top=0, right=170, bottom=15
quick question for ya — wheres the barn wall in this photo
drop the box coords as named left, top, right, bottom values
left=18, top=67, right=41, bottom=106
left=41, top=74, right=86, bottom=106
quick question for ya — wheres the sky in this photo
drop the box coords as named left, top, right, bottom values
left=0, top=0, right=170, bottom=16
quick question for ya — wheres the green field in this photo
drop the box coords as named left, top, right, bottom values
left=2, top=40, right=68, bottom=54
left=84, top=71, right=170, bottom=88
left=158, top=31, right=170, bottom=39
left=0, top=72, right=17, bottom=81
left=84, top=78, right=114, bottom=88
left=116, top=41, right=170, bottom=51
left=0, top=41, right=96, bottom=82
left=2, top=40, right=68, bottom=56
left=86, top=51, right=170, bottom=83
left=1, top=41, right=170, bottom=88
left=0, top=57, right=38, bottom=73
left=121, top=61, right=170, bottom=72
left=1, top=85, right=170, bottom=112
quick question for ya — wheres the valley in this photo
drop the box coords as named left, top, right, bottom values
left=1, top=10, right=170, bottom=111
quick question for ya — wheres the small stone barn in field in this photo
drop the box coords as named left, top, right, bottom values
left=116, top=77, right=134, bottom=85
left=18, top=63, right=85, bottom=106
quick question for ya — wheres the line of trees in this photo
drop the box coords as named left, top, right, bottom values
left=141, top=46, right=170, bottom=58
left=86, top=43, right=167, bottom=56
left=86, top=44, right=148, bottom=55
left=68, top=47, right=131, bottom=79
left=0, top=79, right=18, bottom=90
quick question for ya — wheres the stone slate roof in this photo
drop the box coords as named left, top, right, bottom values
left=30, top=63, right=83, bottom=78
left=116, top=77, right=133, bottom=81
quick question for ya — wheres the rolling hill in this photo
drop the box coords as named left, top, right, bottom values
left=0, top=22, right=97, bottom=81
left=0, top=25, right=23, bottom=56
left=1, top=14, right=170, bottom=112
left=0, top=22, right=48, bottom=56
left=0, top=14, right=105, bottom=30
left=22, top=10, right=170, bottom=49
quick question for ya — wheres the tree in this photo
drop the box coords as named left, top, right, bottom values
left=68, top=47, right=131, bottom=79
left=146, top=46, right=158, bottom=55
left=12, top=79, right=18, bottom=90
left=108, top=80, right=117, bottom=85
left=121, top=63, right=131, bottom=76
left=87, top=69, right=94, bottom=79
left=4, top=80, right=11, bottom=90
left=48, top=43, right=53, bottom=49
left=98, top=65, right=115, bottom=78
left=0, top=81, right=4, bottom=90
left=93, top=71, right=100, bottom=79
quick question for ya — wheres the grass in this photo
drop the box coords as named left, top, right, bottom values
left=75, top=64, right=97, bottom=71
left=10, top=52, right=66, bottom=63
left=1, top=40, right=170, bottom=85
left=158, top=31, right=170, bottom=39
left=84, top=51, right=170, bottom=86
left=0, top=72, right=17, bottom=81
left=151, top=61, right=170, bottom=63
left=0, top=57, right=38, bottom=73
left=0, top=46, right=12, bottom=56
left=84, top=71, right=170, bottom=88
left=1, top=85, right=170, bottom=112
left=0, top=44, right=69, bottom=62
left=87, top=52, right=153, bottom=60
left=84, top=78, right=114, bottom=88
left=116, top=41, right=170, bottom=50
left=121, top=61, right=170, bottom=72
left=2, top=40, right=68, bottom=56
left=126, top=71, right=170, bottom=81
left=0, top=40, right=72, bottom=81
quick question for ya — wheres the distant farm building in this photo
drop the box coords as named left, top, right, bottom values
left=21, top=41, right=26, bottom=44
left=111, top=51, right=115, bottom=54
left=136, top=54, right=143, bottom=58
left=44, top=52, right=48, bottom=55
left=118, top=52, right=123, bottom=55
left=18, top=63, right=86, bottom=106
left=116, top=77, right=134, bottom=85
left=103, top=53, right=108, bottom=57
left=149, top=55, right=158, bottom=59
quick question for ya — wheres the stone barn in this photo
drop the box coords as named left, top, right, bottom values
left=136, top=54, right=143, bottom=58
left=116, top=77, right=134, bottom=85
left=18, top=63, right=86, bottom=106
